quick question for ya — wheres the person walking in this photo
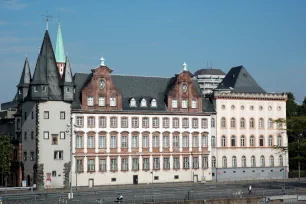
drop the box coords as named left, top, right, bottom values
left=248, top=185, right=252, bottom=195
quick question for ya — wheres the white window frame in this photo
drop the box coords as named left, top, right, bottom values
left=172, top=99, right=178, bottom=108
left=99, top=96, right=105, bottom=107
left=182, top=99, right=188, bottom=109
left=151, top=99, right=157, bottom=107
left=130, top=98, right=136, bottom=107
left=192, top=99, right=197, bottom=108
left=87, top=96, right=93, bottom=106
left=110, top=97, right=116, bottom=107
left=140, top=99, right=147, bottom=107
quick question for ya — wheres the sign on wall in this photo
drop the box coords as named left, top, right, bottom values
left=22, top=180, right=27, bottom=187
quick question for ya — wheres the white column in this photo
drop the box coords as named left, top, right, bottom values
left=128, top=133, right=132, bottom=152
left=95, top=133, right=99, bottom=153
left=117, top=135, right=121, bottom=153
left=106, top=156, right=110, bottom=171
left=95, top=156, right=99, bottom=172
left=189, top=133, right=192, bottom=151
left=170, top=155, right=173, bottom=169
left=106, top=133, right=110, bottom=153
left=160, top=134, right=163, bottom=152
left=170, top=133, right=173, bottom=152
left=139, top=156, right=143, bottom=170
left=139, top=135, right=142, bottom=152
left=149, top=133, right=153, bottom=152
left=160, top=155, right=163, bottom=170
left=179, top=133, right=183, bottom=152
left=118, top=156, right=121, bottom=171
left=198, top=134, right=202, bottom=152
left=84, top=157, right=88, bottom=172
left=84, top=134, right=88, bottom=154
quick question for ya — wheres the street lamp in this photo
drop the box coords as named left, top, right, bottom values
left=66, top=115, right=73, bottom=200
left=151, top=171, right=154, bottom=202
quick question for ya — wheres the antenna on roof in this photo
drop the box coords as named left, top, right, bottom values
left=42, top=11, right=53, bottom=30
left=207, top=61, right=208, bottom=69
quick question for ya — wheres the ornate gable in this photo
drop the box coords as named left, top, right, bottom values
left=81, top=62, right=122, bottom=110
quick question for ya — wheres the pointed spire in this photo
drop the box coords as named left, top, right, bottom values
left=100, top=56, right=105, bottom=66
left=62, top=57, right=73, bottom=85
left=55, top=22, right=66, bottom=63
left=182, top=62, right=188, bottom=71
left=17, top=57, right=31, bottom=87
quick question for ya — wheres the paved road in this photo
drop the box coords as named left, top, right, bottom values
left=1, top=181, right=304, bottom=204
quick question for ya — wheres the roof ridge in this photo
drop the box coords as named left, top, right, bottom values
left=111, top=74, right=171, bottom=79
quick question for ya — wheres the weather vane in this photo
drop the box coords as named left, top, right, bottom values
left=42, top=11, right=53, bottom=30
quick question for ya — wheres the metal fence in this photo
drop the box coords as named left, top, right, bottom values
left=0, top=185, right=299, bottom=204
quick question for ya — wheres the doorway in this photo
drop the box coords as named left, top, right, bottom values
left=27, top=175, right=31, bottom=187
left=89, top=179, right=94, bottom=187
left=193, top=174, right=198, bottom=183
left=133, top=175, right=138, bottom=184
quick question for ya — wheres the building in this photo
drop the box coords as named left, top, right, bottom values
left=212, top=66, right=288, bottom=181
left=194, top=68, right=225, bottom=96
left=15, top=23, right=74, bottom=188
left=71, top=61, right=216, bottom=186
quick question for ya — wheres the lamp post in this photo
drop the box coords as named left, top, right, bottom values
left=67, top=115, right=73, bottom=200
left=151, top=171, right=154, bottom=202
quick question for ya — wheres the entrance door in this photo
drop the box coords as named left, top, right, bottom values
left=193, top=174, right=198, bottom=183
left=89, top=179, right=94, bottom=187
left=27, top=175, right=31, bottom=187
left=133, top=175, right=138, bottom=184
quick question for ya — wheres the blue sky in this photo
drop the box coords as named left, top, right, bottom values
left=0, top=0, right=305, bottom=105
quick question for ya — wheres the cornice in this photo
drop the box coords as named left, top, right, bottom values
left=214, top=92, right=287, bottom=101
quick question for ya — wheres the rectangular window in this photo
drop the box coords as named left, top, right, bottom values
left=111, top=136, right=117, bottom=148
left=183, top=118, right=189, bottom=128
left=163, top=157, right=170, bottom=169
left=87, top=96, right=93, bottom=106
left=182, top=99, right=188, bottom=109
left=163, top=118, right=169, bottom=128
left=88, top=117, right=95, bottom=127
left=121, top=136, right=127, bottom=148
left=76, top=159, right=83, bottom=172
left=76, top=135, right=83, bottom=148
left=173, top=118, right=179, bottom=128
left=202, top=157, right=208, bottom=169
left=110, top=117, right=117, bottom=128
left=192, top=118, right=198, bottom=128
left=192, top=136, right=199, bottom=147
left=31, top=131, right=34, bottom=140
left=60, top=132, right=65, bottom=139
left=163, top=136, right=169, bottom=147
left=99, top=96, right=105, bottom=107
left=173, top=136, right=179, bottom=148
left=99, top=136, right=106, bottom=148
left=99, top=159, right=106, bottom=171
left=121, top=117, right=128, bottom=128
left=52, top=171, right=56, bottom=177
left=172, top=99, right=178, bottom=108
left=52, top=134, right=58, bottom=145
left=30, top=152, right=34, bottom=161
left=132, top=118, right=139, bottom=128
left=192, top=100, right=197, bottom=108
left=193, top=157, right=199, bottom=168
left=143, top=158, right=150, bottom=170
left=183, top=136, right=189, bottom=147
left=202, top=135, right=207, bottom=147
left=201, top=119, right=207, bottom=129
left=99, top=117, right=106, bottom=128
left=152, top=118, right=159, bottom=128
left=153, top=136, right=159, bottom=148
left=173, top=157, right=180, bottom=169
left=110, top=97, right=116, bottom=106
left=23, top=152, right=27, bottom=161
left=153, top=158, right=160, bottom=169
left=44, top=111, right=49, bottom=119
left=142, top=136, right=149, bottom=148
left=33, top=86, right=38, bottom=92
left=110, top=158, right=117, bottom=171
left=132, top=158, right=139, bottom=170
left=183, top=157, right=189, bottom=169
left=42, top=86, right=47, bottom=92
left=24, top=132, right=27, bottom=140
left=88, top=159, right=95, bottom=171
left=87, top=136, right=94, bottom=148
left=76, top=117, right=83, bottom=127
left=142, top=118, right=149, bottom=128
left=54, top=151, right=63, bottom=160
left=132, top=136, right=138, bottom=148
left=121, top=158, right=128, bottom=171
left=60, top=111, right=65, bottom=119
left=44, top=131, right=49, bottom=139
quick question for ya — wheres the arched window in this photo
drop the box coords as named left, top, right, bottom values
left=259, top=135, right=264, bottom=147
left=212, top=156, right=216, bottom=168
left=231, top=118, right=236, bottom=128
left=231, top=135, right=236, bottom=147
left=221, top=136, right=226, bottom=147
left=241, top=156, right=246, bottom=167
left=251, top=155, right=256, bottom=167
left=211, top=118, right=215, bottom=128
left=222, top=156, right=227, bottom=168
left=240, top=118, right=245, bottom=128
left=268, top=135, right=273, bottom=146
left=270, top=155, right=274, bottom=167
left=268, top=119, right=273, bottom=128
left=277, top=135, right=282, bottom=146
left=260, top=155, right=265, bottom=167
left=250, top=118, right=255, bottom=128
left=259, top=118, right=264, bottom=128
left=232, top=156, right=237, bottom=167
left=221, top=117, right=226, bottom=128
left=211, top=136, right=215, bottom=147
left=130, top=98, right=136, bottom=107
left=151, top=99, right=157, bottom=107
left=141, top=98, right=147, bottom=107
left=279, top=155, right=283, bottom=166
left=250, top=135, right=255, bottom=147
left=241, top=135, right=245, bottom=147
left=231, top=105, right=235, bottom=110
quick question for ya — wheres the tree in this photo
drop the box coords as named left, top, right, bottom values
left=286, top=92, right=298, bottom=118
left=0, top=134, right=13, bottom=187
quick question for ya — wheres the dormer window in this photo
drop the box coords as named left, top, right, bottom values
left=87, top=96, right=93, bottom=106
left=192, top=99, right=197, bottom=108
left=182, top=99, right=188, bottom=109
left=110, top=97, right=116, bottom=107
left=130, top=98, right=136, bottom=107
left=42, top=86, right=47, bottom=92
left=151, top=99, right=157, bottom=107
left=172, top=99, right=178, bottom=109
left=99, top=96, right=105, bottom=107
left=33, top=86, right=38, bottom=92
left=140, top=99, right=147, bottom=107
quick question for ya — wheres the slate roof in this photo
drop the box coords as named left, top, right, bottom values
left=17, top=57, right=31, bottom=88
left=216, top=66, right=266, bottom=93
left=61, top=57, right=74, bottom=86
left=194, top=68, right=225, bottom=76
left=72, top=73, right=215, bottom=113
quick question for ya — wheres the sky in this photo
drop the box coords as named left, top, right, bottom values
left=0, top=0, right=305, bottom=105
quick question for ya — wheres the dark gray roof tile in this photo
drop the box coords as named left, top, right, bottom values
left=194, top=69, right=225, bottom=76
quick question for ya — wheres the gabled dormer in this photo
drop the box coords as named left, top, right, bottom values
left=81, top=57, right=122, bottom=110
left=17, top=57, right=31, bottom=102
left=61, top=57, right=74, bottom=101
left=167, top=62, right=202, bottom=112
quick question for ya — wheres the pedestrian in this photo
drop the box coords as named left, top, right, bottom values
left=248, top=185, right=252, bottom=195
